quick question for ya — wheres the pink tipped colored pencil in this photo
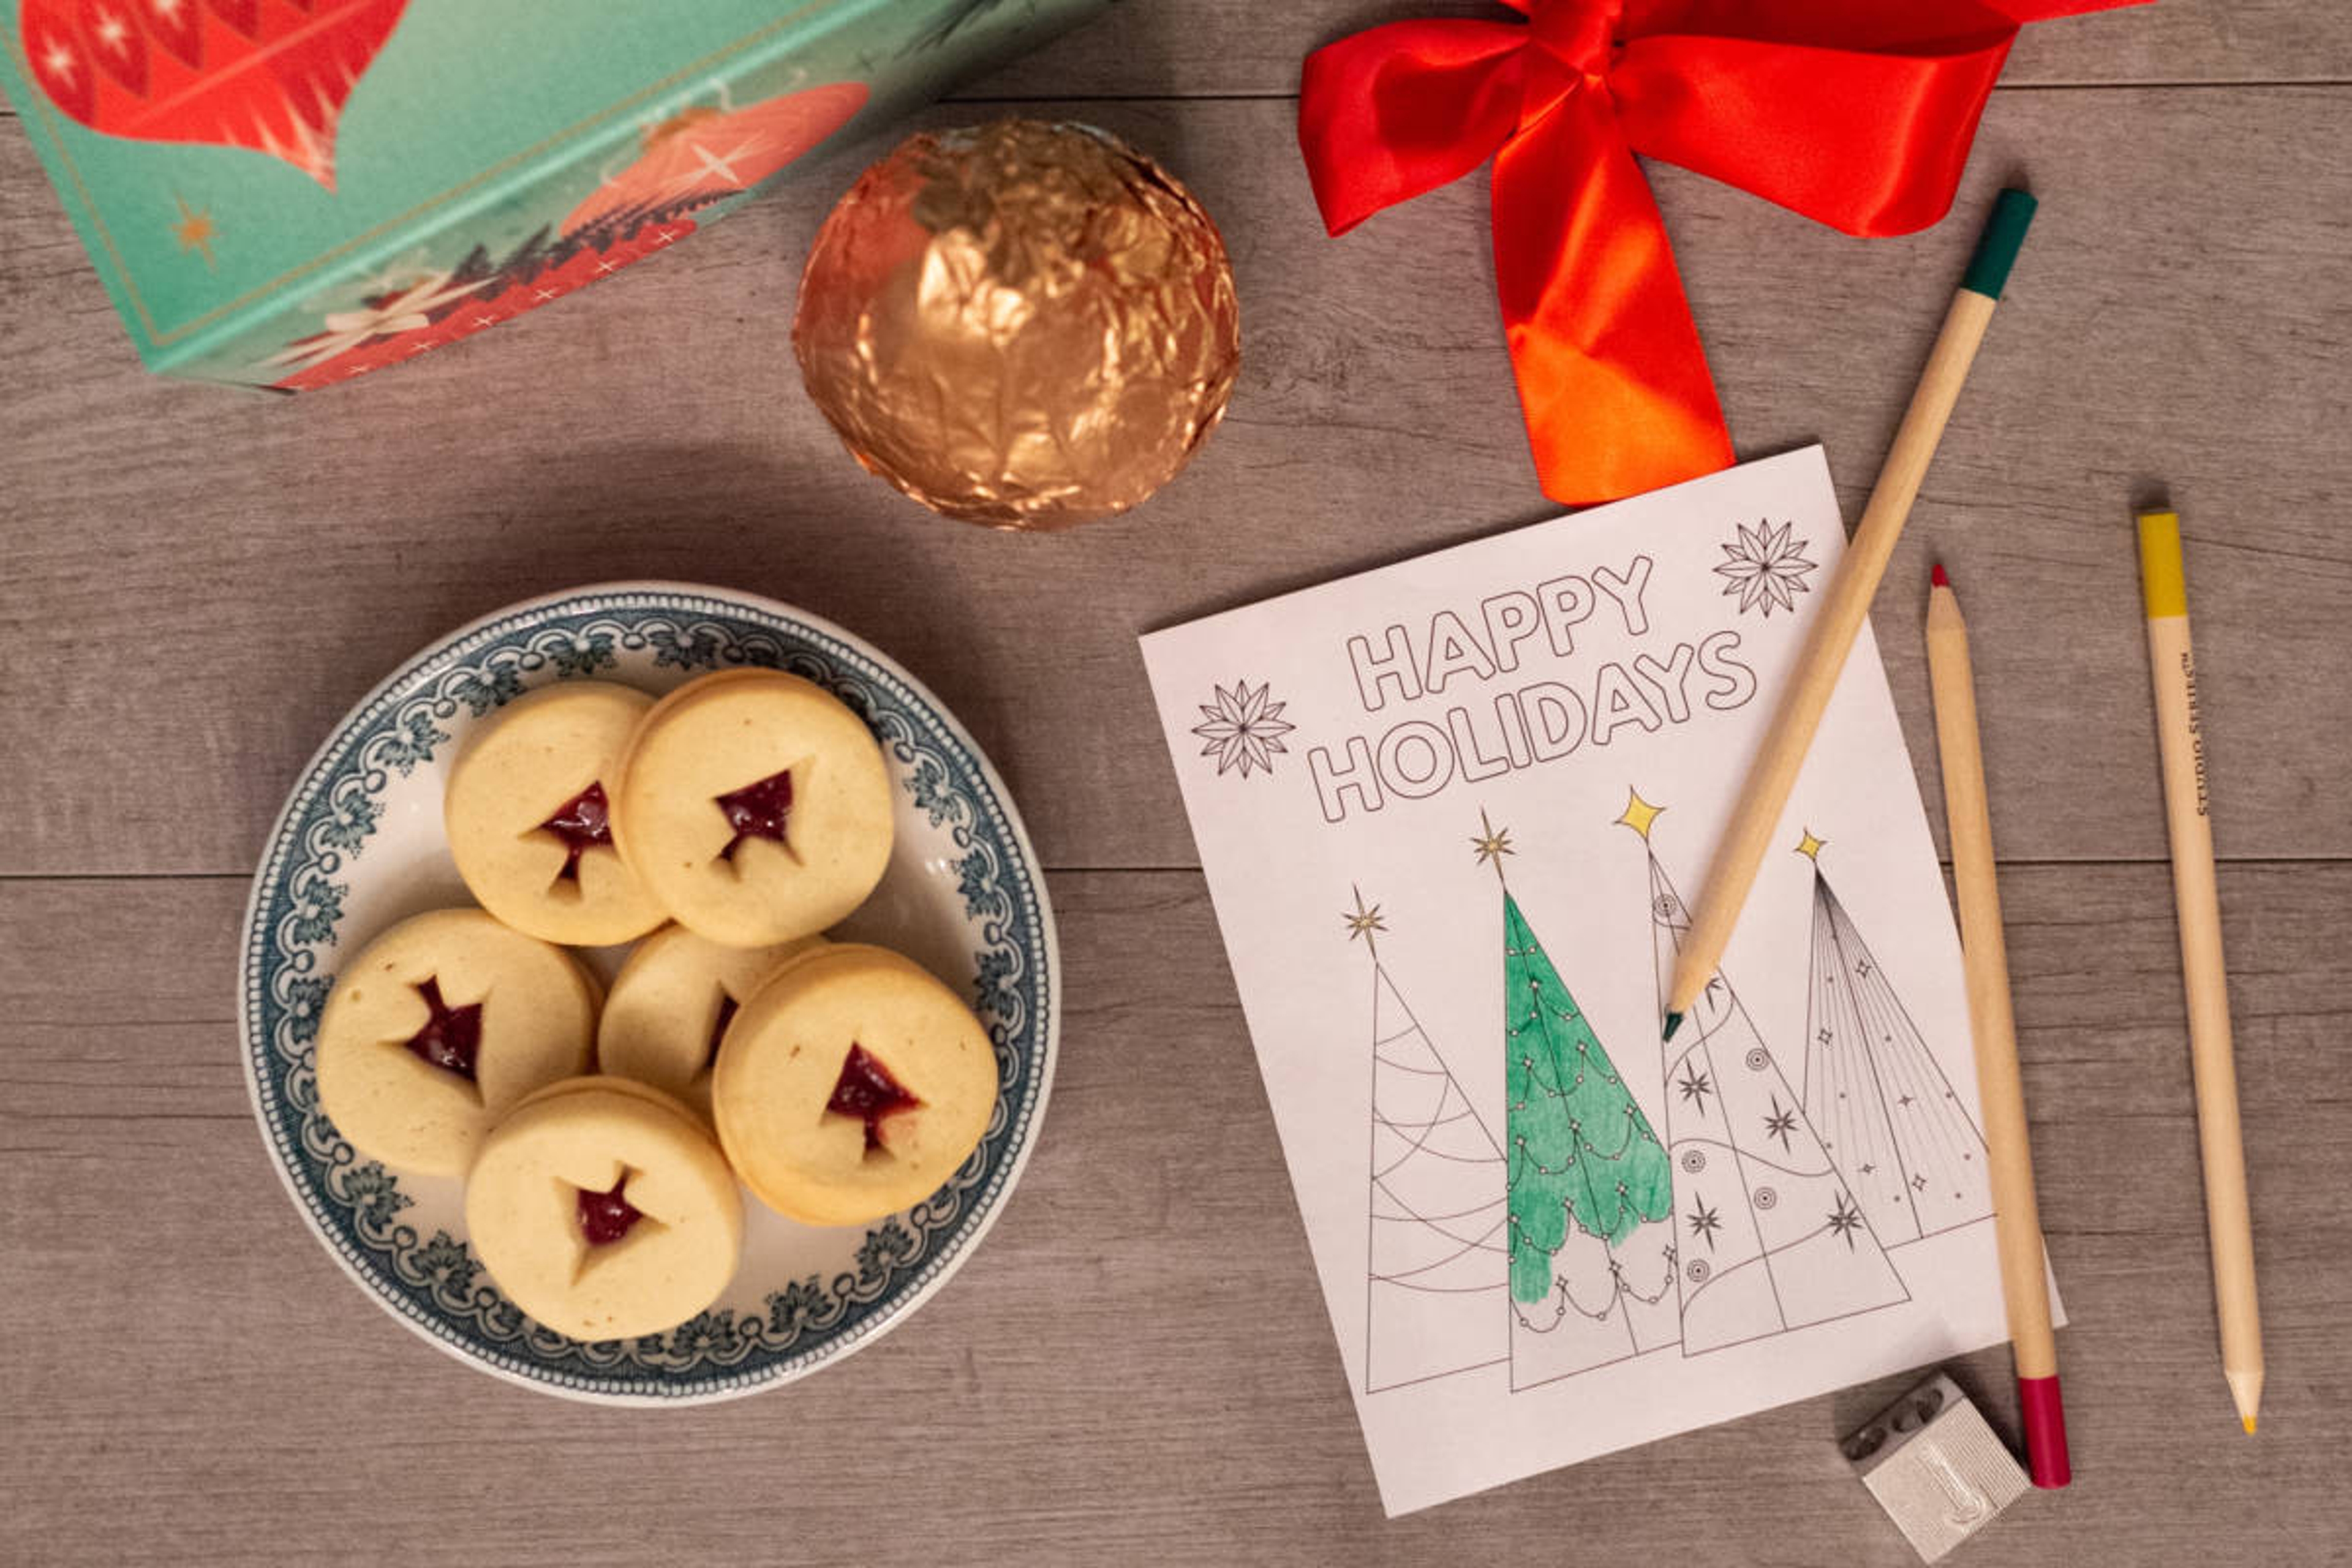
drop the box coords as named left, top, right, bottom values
left=1926, top=562, right=2070, bottom=1487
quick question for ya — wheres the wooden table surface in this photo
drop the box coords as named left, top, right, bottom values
left=4, top=4, right=2348, bottom=1564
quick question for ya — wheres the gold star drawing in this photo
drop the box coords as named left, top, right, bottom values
left=170, top=194, right=217, bottom=270
left=1615, top=788, right=1664, bottom=841
left=1342, top=886, right=1385, bottom=956
left=1471, top=809, right=1514, bottom=882
left=1795, top=827, right=1826, bottom=861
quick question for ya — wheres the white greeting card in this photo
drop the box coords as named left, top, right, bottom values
left=1140, top=448, right=2041, bottom=1515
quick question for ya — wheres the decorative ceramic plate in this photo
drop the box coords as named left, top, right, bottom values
left=238, top=584, right=1058, bottom=1404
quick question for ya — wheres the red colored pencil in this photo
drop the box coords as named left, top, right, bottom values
left=1928, top=563, right=2070, bottom=1487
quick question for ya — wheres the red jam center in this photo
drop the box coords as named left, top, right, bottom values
left=714, top=769, right=793, bottom=862
left=826, top=1043, right=921, bottom=1152
left=402, top=977, right=483, bottom=1081
left=577, top=1174, right=644, bottom=1247
left=707, top=991, right=740, bottom=1065
left=537, top=782, right=613, bottom=882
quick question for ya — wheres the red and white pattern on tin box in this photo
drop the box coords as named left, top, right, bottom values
left=266, top=219, right=699, bottom=391
left=566, top=81, right=867, bottom=235
left=263, top=81, right=869, bottom=390
left=18, top=0, right=410, bottom=186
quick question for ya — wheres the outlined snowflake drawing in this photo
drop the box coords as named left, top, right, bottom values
left=1191, top=680, right=1295, bottom=777
left=1713, top=518, right=1818, bottom=616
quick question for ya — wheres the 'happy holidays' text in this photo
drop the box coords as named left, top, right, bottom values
left=1307, top=555, right=1758, bottom=823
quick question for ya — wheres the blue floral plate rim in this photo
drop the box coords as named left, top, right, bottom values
left=235, top=581, right=1060, bottom=1404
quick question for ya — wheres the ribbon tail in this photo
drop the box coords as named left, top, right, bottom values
left=1492, top=91, right=1733, bottom=505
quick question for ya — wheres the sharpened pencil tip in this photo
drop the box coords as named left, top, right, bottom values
left=1931, top=562, right=1950, bottom=589
left=2243, top=1415, right=2257, bottom=1435
left=1662, top=1012, right=1683, bottom=1043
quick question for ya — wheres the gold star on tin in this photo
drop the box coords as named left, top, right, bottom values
left=1615, top=788, right=1664, bottom=841
left=1795, top=828, right=1827, bottom=861
left=170, top=194, right=217, bottom=270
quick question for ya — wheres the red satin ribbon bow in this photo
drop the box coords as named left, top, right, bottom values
left=1298, top=0, right=2141, bottom=504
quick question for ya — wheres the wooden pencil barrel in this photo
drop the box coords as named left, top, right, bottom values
left=1670, top=290, right=1997, bottom=1017
left=1927, top=588, right=2057, bottom=1380
left=2143, top=606, right=2263, bottom=1419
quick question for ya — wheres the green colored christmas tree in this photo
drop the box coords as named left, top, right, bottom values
left=1479, top=818, right=1675, bottom=1308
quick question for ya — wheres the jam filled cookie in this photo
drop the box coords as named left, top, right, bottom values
left=711, top=943, right=998, bottom=1227
left=609, top=669, right=893, bottom=948
left=465, top=1079, right=743, bottom=1341
left=597, top=924, right=827, bottom=1114
left=315, top=909, right=598, bottom=1176
left=444, top=681, right=667, bottom=946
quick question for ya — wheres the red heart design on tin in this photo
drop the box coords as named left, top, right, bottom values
left=18, top=0, right=410, bottom=187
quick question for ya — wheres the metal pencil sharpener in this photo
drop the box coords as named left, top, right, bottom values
left=1842, top=1371, right=2030, bottom=1562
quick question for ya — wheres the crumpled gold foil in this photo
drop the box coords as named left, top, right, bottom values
left=792, top=119, right=1241, bottom=530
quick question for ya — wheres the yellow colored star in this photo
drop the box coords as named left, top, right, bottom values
left=1795, top=828, right=1827, bottom=861
left=1471, top=809, right=1514, bottom=880
left=170, top=194, right=217, bottom=270
left=1342, top=886, right=1385, bottom=953
left=1615, top=788, right=1664, bottom=841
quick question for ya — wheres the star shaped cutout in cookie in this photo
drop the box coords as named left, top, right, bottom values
left=575, top=1170, right=646, bottom=1247
left=402, top=976, right=483, bottom=1082
left=714, top=767, right=795, bottom=862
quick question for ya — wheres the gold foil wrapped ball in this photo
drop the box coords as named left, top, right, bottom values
left=791, top=119, right=1241, bottom=530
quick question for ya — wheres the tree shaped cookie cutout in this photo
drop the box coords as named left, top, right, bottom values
left=314, top=910, right=597, bottom=1175
left=467, top=1078, right=743, bottom=1342
left=611, top=670, right=895, bottom=948
left=443, top=681, right=669, bottom=946
left=713, top=944, right=998, bottom=1227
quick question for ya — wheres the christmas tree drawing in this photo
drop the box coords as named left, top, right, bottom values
left=1800, top=834, right=1992, bottom=1245
left=1622, top=793, right=1909, bottom=1354
left=1351, top=890, right=1510, bottom=1393
left=1476, top=813, right=1678, bottom=1390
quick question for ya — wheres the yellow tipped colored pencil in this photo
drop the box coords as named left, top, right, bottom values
left=1665, top=189, right=2038, bottom=1042
left=2137, top=507, right=2263, bottom=1436
left=1926, top=563, right=2069, bottom=1487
